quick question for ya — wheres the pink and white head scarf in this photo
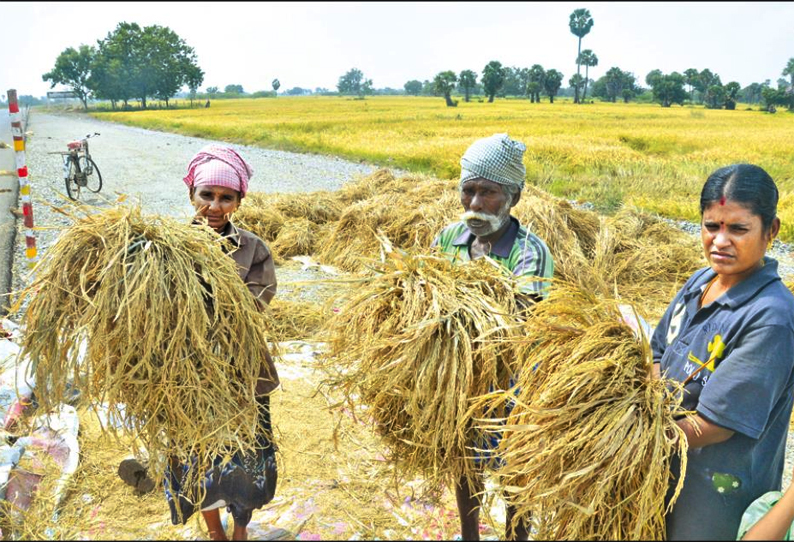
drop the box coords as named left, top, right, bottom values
left=183, top=145, right=254, bottom=198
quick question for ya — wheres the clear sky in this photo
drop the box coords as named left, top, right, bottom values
left=2, top=1, right=792, bottom=99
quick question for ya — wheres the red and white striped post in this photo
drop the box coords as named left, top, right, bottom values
left=7, top=89, right=37, bottom=268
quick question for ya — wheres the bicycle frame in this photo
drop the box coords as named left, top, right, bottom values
left=62, top=133, right=99, bottom=186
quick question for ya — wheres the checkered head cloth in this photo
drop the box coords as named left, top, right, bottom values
left=459, top=133, right=526, bottom=191
left=183, top=145, right=254, bottom=198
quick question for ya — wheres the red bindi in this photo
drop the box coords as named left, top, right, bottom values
left=719, top=196, right=726, bottom=206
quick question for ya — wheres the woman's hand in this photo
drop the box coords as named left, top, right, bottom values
left=651, top=362, right=661, bottom=380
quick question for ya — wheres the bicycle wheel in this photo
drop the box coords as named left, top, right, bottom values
left=65, top=158, right=81, bottom=200
left=78, top=156, right=102, bottom=193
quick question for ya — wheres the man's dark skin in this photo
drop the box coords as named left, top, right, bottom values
left=455, top=177, right=530, bottom=541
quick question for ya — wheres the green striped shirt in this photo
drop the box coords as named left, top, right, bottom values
left=431, top=217, right=554, bottom=297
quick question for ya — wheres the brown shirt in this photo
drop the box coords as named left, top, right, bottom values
left=220, top=221, right=280, bottom=393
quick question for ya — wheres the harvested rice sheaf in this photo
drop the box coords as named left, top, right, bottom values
left=16, top=205, right=272, bottom=498
left=478, top=283, right=689, bottom=540
left=320, top=243, right=531, bottom=489
left=265, top=299, right=328, bottom=342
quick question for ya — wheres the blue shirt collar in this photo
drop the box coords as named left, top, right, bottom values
left=452, top=216, right=519, bottom=259
left=683, top=256, right=781, bottom=308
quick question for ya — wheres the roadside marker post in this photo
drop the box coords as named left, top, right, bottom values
left=6, top=89, right=38, bottom=269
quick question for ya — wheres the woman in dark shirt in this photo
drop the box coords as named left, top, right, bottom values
left=651, top=164, right=794, bottom=540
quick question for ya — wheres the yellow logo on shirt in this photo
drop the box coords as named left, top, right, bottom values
left=687, top=334, right=726, bottom=373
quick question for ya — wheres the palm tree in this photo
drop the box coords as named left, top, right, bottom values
left=459, top=70, right=477, bottom=102
left=569, top=8, right=594, bottom=104
left=482, top=61, right=506, bottom=103
left=578, top=49, right=598, bottom=102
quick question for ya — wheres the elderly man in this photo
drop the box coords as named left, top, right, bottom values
left=432, top=133, right=554, bottom=541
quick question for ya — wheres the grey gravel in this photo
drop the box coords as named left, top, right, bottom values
left=12, top=111, right=794, bottom=493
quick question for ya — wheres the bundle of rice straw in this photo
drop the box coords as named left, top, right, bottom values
left=15, top=205, right=272, bottom=499
left=271, top=217, right=319, bottom=258
left=265, top=299, right=328, bottom=342
left=475, top=282, right=688, bottom=540
left=317, top=177, right=457, bottom=272
left=320, top=239, right=532, bottom=489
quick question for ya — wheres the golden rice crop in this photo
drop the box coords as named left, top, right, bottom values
left=93, top=97, right=794, bottom=240
left=475, top=282, right=689, bottom=540
left=14, top=205, right=272, bottom=501
left=320, top=243, right=531, bottom=489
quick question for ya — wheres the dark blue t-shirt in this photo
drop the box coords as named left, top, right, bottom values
left=651, top=257, right=794, bottom=540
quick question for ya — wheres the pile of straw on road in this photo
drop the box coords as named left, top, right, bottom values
left=476, top=283, right=689, bottom=540
left=15, top=205, right=272, bottom=500
left=320, top=242, right=531, bottom=490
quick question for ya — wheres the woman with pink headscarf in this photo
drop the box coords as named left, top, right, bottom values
left=158, top=145, right=279, bottom=540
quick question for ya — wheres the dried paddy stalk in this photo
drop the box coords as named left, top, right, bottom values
left=16, top=205, right=271, bottom=500
left=477, top=282, right=688, bottom=540
left=271, top=218, right=318, bottom=258
left=265, top=299, right=327, bottom=342
left=320, top=244, right=528, bottom=489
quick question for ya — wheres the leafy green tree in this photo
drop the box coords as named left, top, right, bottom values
left=782, top=58, right=794, bottom=108
left=206, top=86, right=219, bottom=98
left=482, top=61, right=506, bottom=103
left=684, top=68, right=700, bottom=103
left=404, top=79, right=422, bottom=96
left=603, top=67, right=628, bottom=102
left=569, top=74, right=584, bottom=101
left=645, top=69, right=663, bottom=88
left=42, top=44, right=96, bottom=110
left=458, top=70, right=477, bottom=102
left=577, top=49, right=598, bottom=102
left=434, top=71, right=458, bottom=106
left=361, top=78, right=374, bottom=97
left=337, top=68, right=364, bottom=95
left=695, top=69, right=721, bottom=105
left=741, top=82, right=763, bottom=104
left=723, top=82, right=741, bottom=110
left=139, top=24, right=201, bottom=108
left=569, top=8, right=594, bottom=104
left=646, top=71, right=687, bottom=107
left=92, top=22, right=201, bottom=109
left=421, top=79, right=435, bottom=96
left=185, top=64, right=204, bottom=107
left=527, top=65, right=545, bottom=103
left=502, top=66, right=530, bottom=97
left=225, top=84, right=244, bottom=94
left=704, top=84, right=726, bottom=109
left=272, top=79, right=281, bottom=96
left=543, top=69, right=563, bottom=103
left=782, top=58, right=794, bottom=88
left=762, top=84, right=789, bottom=111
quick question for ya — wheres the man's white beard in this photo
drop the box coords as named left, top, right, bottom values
left=461, top=200, right=512, bottom=236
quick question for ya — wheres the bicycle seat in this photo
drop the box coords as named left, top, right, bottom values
left=67, top=140, right=84, bottom=150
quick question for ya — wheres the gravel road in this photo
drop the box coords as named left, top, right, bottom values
left=10, top=110, right=794, bottom=496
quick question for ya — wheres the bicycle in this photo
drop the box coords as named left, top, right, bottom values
left=49, top=132, right=103, bottom=200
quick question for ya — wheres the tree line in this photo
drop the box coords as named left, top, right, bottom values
left=43, top=22, right=203, bottom=111
left=41, top=11, right=793, bottom=113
